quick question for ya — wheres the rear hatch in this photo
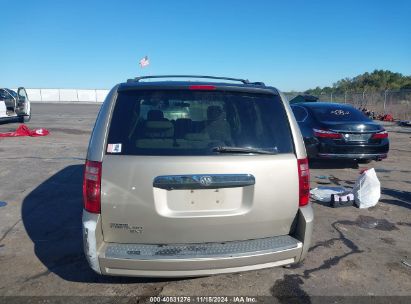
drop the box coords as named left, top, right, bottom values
left=101, top=87, right=299, bottom=244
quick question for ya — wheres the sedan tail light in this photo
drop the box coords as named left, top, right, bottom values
left=313, top=128, right=342, bottom=139
left=83, top=160, right=102, bottom=213
left=371, top=130, right=388, bottom=139
left=297, top=158, right=310, bottom=207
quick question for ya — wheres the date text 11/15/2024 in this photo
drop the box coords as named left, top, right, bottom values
left=149, top=296, right=258, bottom=303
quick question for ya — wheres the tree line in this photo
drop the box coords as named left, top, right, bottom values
left=304, top=70, right=411, bottom=95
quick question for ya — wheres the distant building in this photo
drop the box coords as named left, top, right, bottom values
left=289, top=94, right=319, bottom=104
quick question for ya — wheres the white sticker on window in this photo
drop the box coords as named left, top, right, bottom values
left=331, top=109, right=350, bottom=115
left=107, top=143, right=122, bottom=153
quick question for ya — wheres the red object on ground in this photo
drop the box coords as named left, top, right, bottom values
left=0, top=124, right=49, bottom=137
left=383, top=114, right=394, bottom=122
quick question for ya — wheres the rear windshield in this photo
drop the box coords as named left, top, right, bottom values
left=107, top=89, right=294, bottom=156
left=310, top=106, right=371, bottom=122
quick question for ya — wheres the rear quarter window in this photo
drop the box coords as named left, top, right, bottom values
left=106, top=89, right=294, bottom=156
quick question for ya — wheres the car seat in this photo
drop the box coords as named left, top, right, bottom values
left=204, top=105, right=232, bottom=144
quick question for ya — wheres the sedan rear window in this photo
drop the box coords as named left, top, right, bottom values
left=107, top=90, right=294, bottom=156
left=311, top=106, right=371, bottom=122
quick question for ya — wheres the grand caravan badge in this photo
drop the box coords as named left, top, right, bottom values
left=110, top=223, right=143, bottom=234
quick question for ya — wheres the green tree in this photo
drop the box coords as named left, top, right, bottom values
left=302, top=70, right=411, bottom=96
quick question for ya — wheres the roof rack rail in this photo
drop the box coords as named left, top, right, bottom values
left=127, top=75, right=261, bottom=85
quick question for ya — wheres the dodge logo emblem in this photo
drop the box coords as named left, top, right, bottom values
left=199, top=176, right=213, bottom=186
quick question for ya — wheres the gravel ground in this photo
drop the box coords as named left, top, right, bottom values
left=0, top=103, right=410, bottom=303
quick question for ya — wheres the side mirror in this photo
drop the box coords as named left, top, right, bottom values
left=19, top=96, right=26, bottom=102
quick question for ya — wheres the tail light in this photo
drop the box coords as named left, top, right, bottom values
left=313, top=128, right=342, bottom=139
left=297, top=158, right=310, bottom=206
left=371, top=130, right=388, bottom=139
left=83, top=160, right=102, bottom=213
left=189, top=85, right=216, bottom=90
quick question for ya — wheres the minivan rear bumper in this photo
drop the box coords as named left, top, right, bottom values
left=100, top=244, right=301, bottom=277
left=82, top=205, right=313, bottom=277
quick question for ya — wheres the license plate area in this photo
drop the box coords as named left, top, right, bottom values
left=153, top=186, right=254, bottom=217
left=343, top=133, right=371, bottom=142
left=166, top=188, right=242, bottom=211
left=152, top=174, right=255, bottom=215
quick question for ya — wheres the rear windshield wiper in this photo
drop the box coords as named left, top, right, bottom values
left=212, top=146, right=278, bottom=155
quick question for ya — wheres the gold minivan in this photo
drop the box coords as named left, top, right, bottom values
left=82, top=75, right=313, bottom=277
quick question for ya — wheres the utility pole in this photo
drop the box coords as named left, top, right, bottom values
left=384, top=90, right=388, bottom=113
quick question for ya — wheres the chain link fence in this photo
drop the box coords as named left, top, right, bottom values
left=285, top=90, right=411, bottom=120
left=13, top=88, right=411, bottom=121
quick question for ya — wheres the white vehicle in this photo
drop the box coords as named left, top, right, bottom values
left=0, top=88, right=31, bottom=122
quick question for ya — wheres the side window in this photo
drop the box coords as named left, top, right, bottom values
left=291, top=105, right=308, bottom=122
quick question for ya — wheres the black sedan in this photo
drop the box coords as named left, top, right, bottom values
left=291, top=102, right=389, bottom=162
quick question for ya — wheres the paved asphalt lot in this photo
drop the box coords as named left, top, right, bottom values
left=0, top=103, right=410, bottom=301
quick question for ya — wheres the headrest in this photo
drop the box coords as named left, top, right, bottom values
left=147, top=109, right=165, bottom=121
left=207, top=106, right=224, bottom=121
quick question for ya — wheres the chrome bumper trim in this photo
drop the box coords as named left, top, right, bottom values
left=153, top=174, right=255, bottom=190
